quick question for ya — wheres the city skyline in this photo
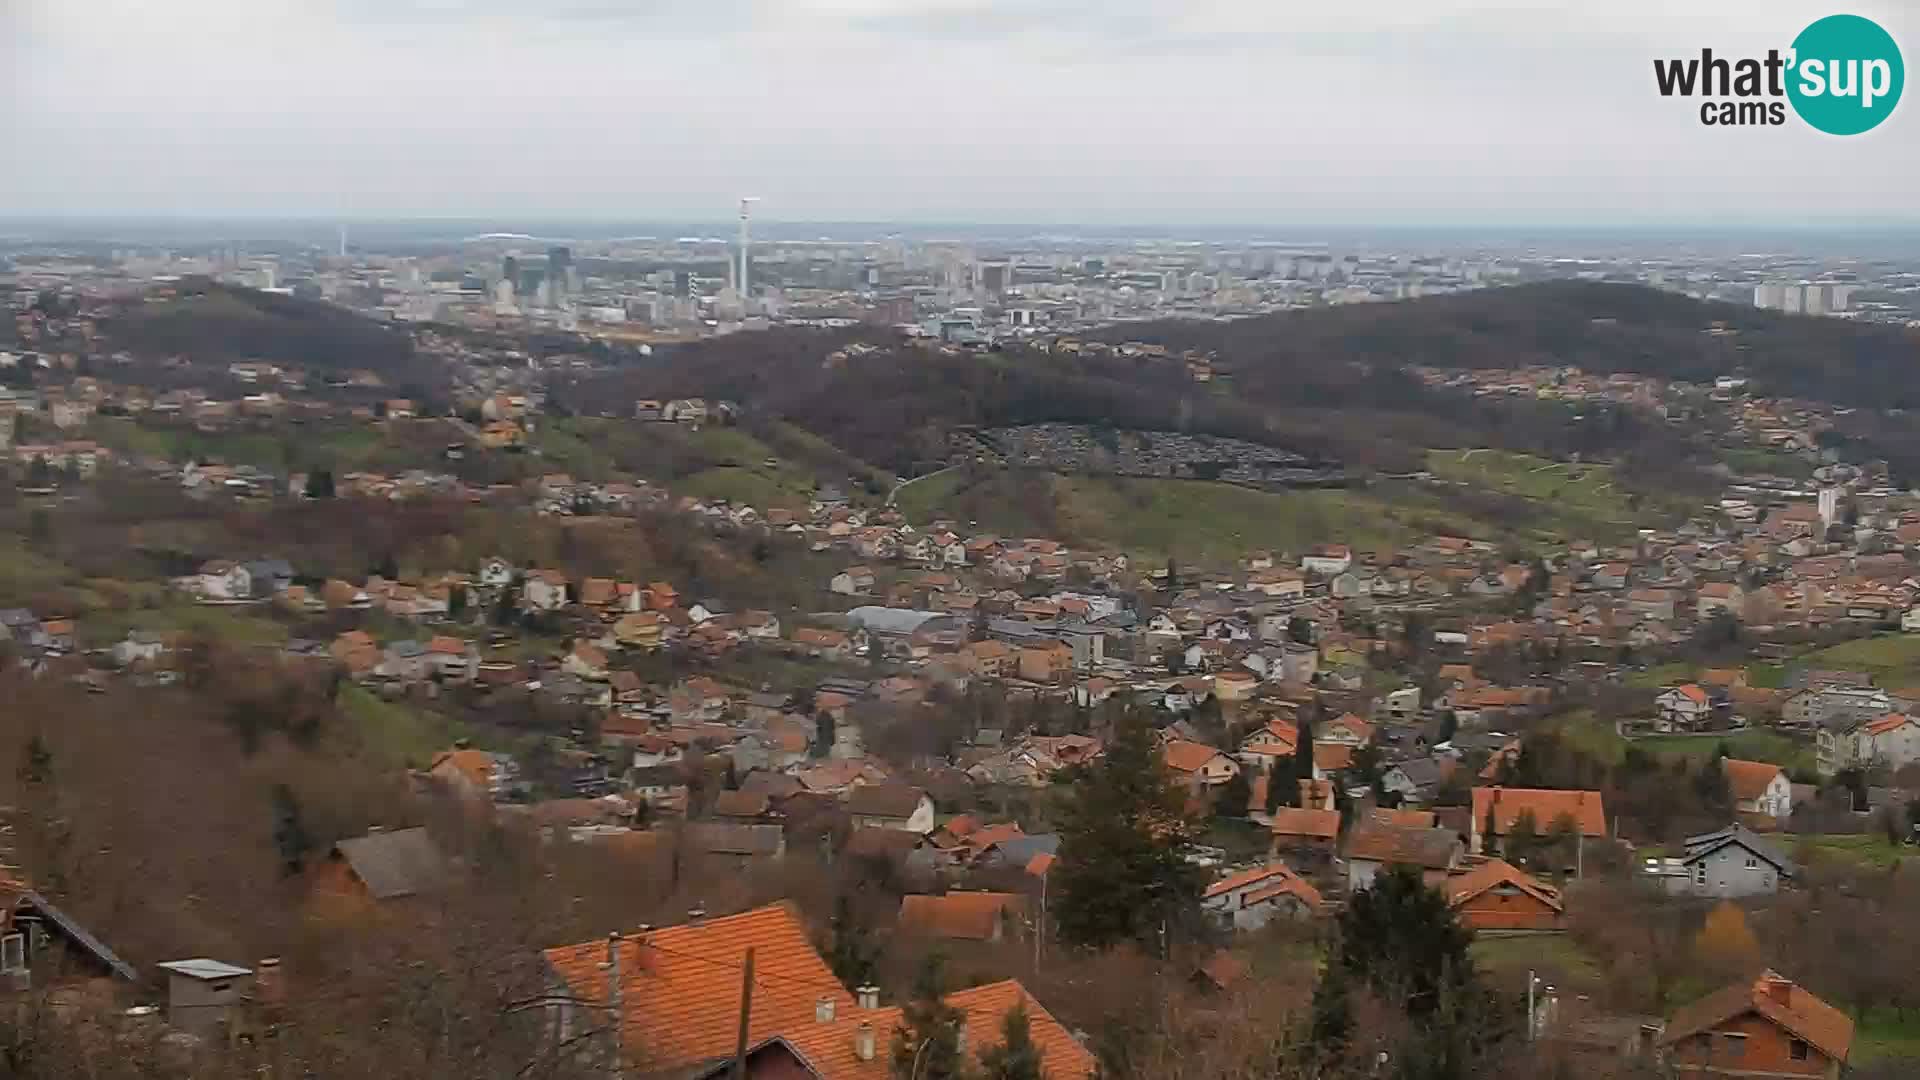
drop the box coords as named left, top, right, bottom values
left=3, top=0, right=1916, bottom=225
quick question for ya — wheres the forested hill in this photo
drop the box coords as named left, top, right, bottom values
left=100, top=279, right=431, bottom=386
left=1112, top=281, right=1920, bottom=410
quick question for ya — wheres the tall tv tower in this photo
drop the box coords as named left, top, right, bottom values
left=737, top=196, right=760, bottom=296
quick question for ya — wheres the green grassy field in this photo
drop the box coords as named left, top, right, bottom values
left=1426, top=447, right=1687, bottom=540
left=1795, top=834, right=1920, bottom=872
left=1470, top=935, right=1603, bottom=990
left=338, top=684, right=468, bottom=771
left=81, top=600, right=289, bottom=649
left=1626, top=662, right=1694, bottom=689
left=1552, top=711, right=1815, bottom=773
left=1798, top=634, right=1920, bottom=687
left=1853, top=1009, right=1920, bottom=1063
left=896, top=467, right=1494, bottom=564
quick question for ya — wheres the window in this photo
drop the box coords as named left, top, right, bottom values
left=0, top=934, right=23, bottom=974
left=1745, top=856, right=1760, bottom=870
left=1695, top=865, right=1708, bottom=885
left=1721, top=1033, right=1747, bottom=1059
left=1790, top=1038, right=1810, bottom=1061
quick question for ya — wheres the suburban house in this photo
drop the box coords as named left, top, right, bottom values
left=541, top=903, right=1096, bottom=1079
left=1819, top=712, right=1920, bottom=776
left=1444, top=858, right=1565, bottom=933
left=1200, top=863, right=1323, bottom=930
left=1343, top=822, right=1465, bottom=893
left=1723, top=759, right=1793, bottom=821
left=830, top=566, right=877, bottom=596
left=1655, top=685, right=1715, bottom=731
left=1469, top=788, right=1608, bottom=858
left=312, top=827, right=451, bottom=911
left=523, top=570, right=569, bottom=612
left=1660, top=971, right=1852, bottom=1078
left=1301, top=544, right=1352, bottom=576
left=1646, top=825, right=1796, bottom=899
left=896, top=892, right=1028, bottom=943
left=0, top=869, right=140, bottom=990
left=1163, top=740, right=1241, bottom=794
left=845, top=784, right=936, bottom=834
left=1267, top=807, right=1341, bottom=879
left=1697, top=582, right=1746, bottom=619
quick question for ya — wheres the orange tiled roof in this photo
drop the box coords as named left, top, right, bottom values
left=1162, top=739, right=1228, bottom=775
left=1722, top=758, right=1783, bottom=803
left=783, top=979, right=1095, bottom=1080
left=1268, top=807, right=1340, bottom=841
left=1471, top=787, right=1607, bottom=839
left=1865, top=713, right=1913, bottom=736
left=1661, top=970, right=1854, bottom=1064
left=1445, top=858, right=1561, bottom=913
left=897, top=892, right=1027, bottom=940
left=545, top=903, right=852, bottom=1073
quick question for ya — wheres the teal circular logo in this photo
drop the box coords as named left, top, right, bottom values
left=1788, top=14, right=1904, bottom=135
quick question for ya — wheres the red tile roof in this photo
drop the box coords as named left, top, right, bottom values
left=1471, top=787, right=1607, bottom=839
left=1268, top=808, right=1340, bottom=841
left=1661, top=971, right=1854, bottom=1064
left=1163, top=739, right=1229, bottom=775
left=896, top=892, right=1027, bottom=941
left=545, top=903, right=853, bottom=1073
left=1445, top=858, right=1562, bottom=913
left=1722, top=758, right=1784, bottom=803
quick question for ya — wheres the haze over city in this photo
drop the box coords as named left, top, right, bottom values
left=4, top=0, right=1918, bottom=224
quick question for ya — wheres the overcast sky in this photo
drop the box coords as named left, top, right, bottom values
left=3, top=0, right=1915, bottom=225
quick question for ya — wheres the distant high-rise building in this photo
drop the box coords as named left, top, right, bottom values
left=1781, top=284, right=1805, bottom=314
left=674, top=270, right=692, bottom=298
left=979, top=261, right=1010, bottom=299
left=503, top=254, right=521, bottom=286
left=1804, top=283, right=1831, bottom=316
left=1753, top=283, right=1786, bottom=310
left=547, top=246, right=574, bottom=299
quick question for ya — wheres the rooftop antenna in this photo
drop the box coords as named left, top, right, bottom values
left=737, top=197, right=760, bottom=296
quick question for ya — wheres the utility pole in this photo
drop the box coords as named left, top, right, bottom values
left=604, top=931, right=623, bottom=1078
left=730, top=947, right=757, bottom=1080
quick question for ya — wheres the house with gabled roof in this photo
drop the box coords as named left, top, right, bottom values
left=1201, top=863, right=1323, bottom=930
left=1648, top=824, right=1796, bottom=899
left=1444, top=858, right=1565, bottom=933
left=541, top=903, right=1095, bottom=1079
left=1723, top=758, right=1792, bottom=821
left=1660, top=970, right=1851, bottom=1078
left=1470, top=787, right=1607, bottom=856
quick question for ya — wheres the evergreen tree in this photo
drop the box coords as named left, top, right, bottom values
left=1480, top=800, right=1500, bottom=855
left=17, top=733, right=52, bottom=786
left=1215, top=768, right=1251, bottom=824
left=892, top=952, right=968, bottom=1080
left=1338, top=865, right=1474, bottom=1019
left=1693, top=755, right=1732, bottom=814
left=825, top=893, right=881, bottom=990
left=1053, top=708, right=1204, bottom=950
left=1504, top=809, right=1540, bottom=867
left=270, top=783, right=313, bottom=876
left=1307, top=944, right=1354, bottom=1060
left=1164, top=557, right=1179, bottom=591
left=1287, top=614, right=1314, bottom=645
left=303, top=468, right=336, bottom=499
left=1264, top=760, right=1285, bottom=815
left=813, top=709, right=836, bottom=759
left=23, top=454, right=51, bottom=488
left=1284, top=710, right=1317, bottom=808
left=977, top=1001, right=1045, bottom=1080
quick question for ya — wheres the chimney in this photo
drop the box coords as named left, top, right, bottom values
left=254, top=957, right=285, bottom=1007
left=816, top=997, right=836, bottom=1023
left=687, top=905, right=707, bottom=923
left=1763, top=974, right=1794, bottom=1008
left=854, top=1022, right=876, bottom=1061
left=955, top=1018, right=969, bottom=1056
left=857, top=984, right=880, bottom=1010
